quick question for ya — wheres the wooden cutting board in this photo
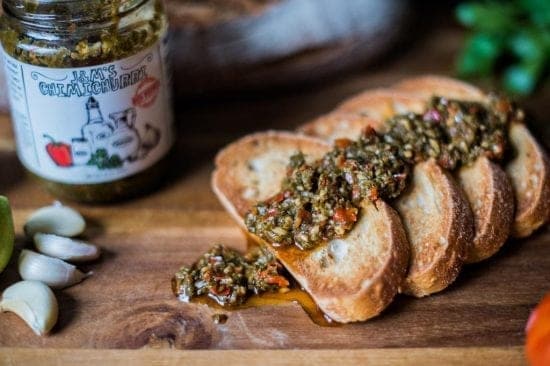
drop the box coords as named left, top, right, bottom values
left=1, top=181, right=548, bottom=351
left=0, top=23, right=547, bottom=366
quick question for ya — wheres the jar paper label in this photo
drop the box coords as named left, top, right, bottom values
left=2, top=37, right=174, bottom=184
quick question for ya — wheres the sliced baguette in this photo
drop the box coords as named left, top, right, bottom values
left=336, top=88, right=426, bottom=124
left=393, top=75, right=550, bottom=238
left=297, top=112, right=385, bottom=142
left=298, top=113, right=473, bottom=296
left=395, top=159, right=472, bottom=296
left=212, top=131, right=410, bottom=322
left=390, top=78, right=514, bottom=261
left=456, top=157, right=514, bottom=262
left=506, top=123, right=550, bottom=237
left=393, top=74, right=487, bottom=102
left=213, top=131, right=329, bottom=218
left=270, top=199, right=409, bottom=322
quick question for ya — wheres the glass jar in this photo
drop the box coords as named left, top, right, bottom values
left=0, top=0, right=174, bottom=203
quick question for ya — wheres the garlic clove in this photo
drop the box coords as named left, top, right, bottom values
left=0, top=280, right=58, bottom=336
left=24, top=203, right=86, bottom=238
left=18, top=249, right=91, bottom=289
left=34, top=233, right=100, bottom=262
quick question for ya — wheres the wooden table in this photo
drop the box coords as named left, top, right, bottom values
left=1, top=21, right=549, bottom=365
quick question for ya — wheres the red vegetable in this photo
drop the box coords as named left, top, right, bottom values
left=333, top=207, right=358, bottom=224
left=211, top=287, right=231, bottom=297
left=265, top=275, right=289, bottom=288
left=367, top=187, right=379, bottom=201
left=258, top=269, right=290, bottom=288
left=334, top=138, right=352, bottom=149
left=267, top=191, right=286, bottom=204
left=43, top=134, right=72, bottom=167
left=526, top=294, right=550, bottom=366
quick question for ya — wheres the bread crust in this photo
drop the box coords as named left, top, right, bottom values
left=335, top=89, right=426, bottom=123
left=393, top=75, right=487, bottom=102
left=297, top=112, right=384, bottom=141
left=211, top=131, right=410, bottom=322
left=396, top=160, right=473, bottom=297
left=506, top=123, right=550, bottom=237
left=457, top=157, right=514, bottom=263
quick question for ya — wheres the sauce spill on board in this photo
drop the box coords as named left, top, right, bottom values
left=173, top=237, right=338, bottom=327
left=189, top=287, right=338, bottom=327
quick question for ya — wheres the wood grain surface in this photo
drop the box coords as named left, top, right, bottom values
left=0, top=347, right=526, bottom=366
left=0, top=21, right=548, bottom=365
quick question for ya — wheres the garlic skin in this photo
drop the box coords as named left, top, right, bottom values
left=24, top=204, right=86, bottom=238
left=0, top=280, right=58, bottom=336
left=34, top=233, right=100, bottom=262
left=18, top=249, right=91, bottom=289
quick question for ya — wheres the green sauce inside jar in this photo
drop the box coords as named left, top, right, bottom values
left=0, top=0, right=174, bottom=202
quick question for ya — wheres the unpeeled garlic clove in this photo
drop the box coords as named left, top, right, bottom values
left=18, top=249, right=91, bottom=289
left=0, top=280, right=58, bottom=336
left=24, top=203, right=86, bottom=238
left=34, top=233, right=100, bottom=262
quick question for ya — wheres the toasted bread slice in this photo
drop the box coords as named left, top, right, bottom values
left=212, top=131, right=410, bottom=322
left=393, top=74, right=487, bottom=102
left=506, top=123, right=550, bottom=237
left=395, top=159, right=472, bottom=296
left=456, top=157, right=514, bottom=262
left=213, top=131, right=329, bottom=219
left=394, top=75, right=550, bottom=238
left=298, top=113, right=473, bottom=296
left=297, top=112, right=384, bottom=141
left=269, top=199, right=409, bottom=323
left=336, top=89, right=425, bottom=123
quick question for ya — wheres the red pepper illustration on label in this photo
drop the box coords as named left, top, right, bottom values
left=43, top=134, right=73, bottom=167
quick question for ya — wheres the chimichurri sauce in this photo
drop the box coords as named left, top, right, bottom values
left=172, top=244, right=289, bottom=307
left=246, top=95, right=520, bottom=250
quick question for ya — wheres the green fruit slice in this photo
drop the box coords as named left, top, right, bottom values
left=0, top=196, right=15, bottom=273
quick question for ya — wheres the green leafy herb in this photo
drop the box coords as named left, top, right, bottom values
left=455, top=0, right=550, bottom=95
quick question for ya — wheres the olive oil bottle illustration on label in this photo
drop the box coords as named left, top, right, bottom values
left=44, top=96, right=162, bottom=171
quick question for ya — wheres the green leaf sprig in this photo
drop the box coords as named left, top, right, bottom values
left=455, top=0, right=550, bottom=95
